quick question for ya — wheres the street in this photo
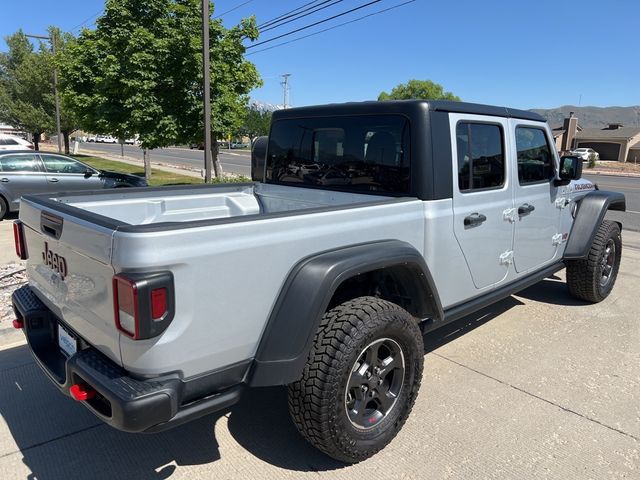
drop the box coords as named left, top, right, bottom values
left=584, top=174, right=640, bottom=232
left=82, top=142, right=252, bottom=177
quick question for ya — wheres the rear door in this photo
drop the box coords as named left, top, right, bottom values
left=510, top=121, right=562, bottom=273
left=0, top=153, right=49, bottom=210
left=39, top=154, right=103, bottom=192
left=450, top=114, right=514, bottom=290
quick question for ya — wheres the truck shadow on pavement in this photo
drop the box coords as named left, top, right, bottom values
left=0, top=346, right=344, bottom=479
left=0, top=278, right=584, bottom=478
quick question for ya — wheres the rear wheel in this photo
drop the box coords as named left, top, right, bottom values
left=0, top=196, right=8, bottom=220
left=288, top=296, right=424, bottom=463
left=566, top=220, right=622, bottom=302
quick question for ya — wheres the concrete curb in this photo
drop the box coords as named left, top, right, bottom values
left=585, top=169, right=640, bottom=178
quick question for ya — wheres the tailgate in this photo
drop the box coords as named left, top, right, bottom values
left=19, top=198, right=121, bottom=365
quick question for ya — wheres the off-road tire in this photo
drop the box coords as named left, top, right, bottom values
left=0, top=195, right=8, bottom=220
left=566, top=220, right=622, bottom=302
left=288, top=296, right=424, bottom=463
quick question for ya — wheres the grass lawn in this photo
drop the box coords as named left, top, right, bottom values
left=73, top=155, right=249, bottom=186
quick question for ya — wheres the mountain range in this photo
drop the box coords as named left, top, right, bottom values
left=531, top=106, right=640, bottom=129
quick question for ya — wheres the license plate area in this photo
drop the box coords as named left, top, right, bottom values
left=58, top=323, right=77, bottom=357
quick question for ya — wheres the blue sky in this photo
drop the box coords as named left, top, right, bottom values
left=2, top=0, right=639, bottom=110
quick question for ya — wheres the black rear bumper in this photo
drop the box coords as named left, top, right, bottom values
left=11, top=285, right=242, bottom=433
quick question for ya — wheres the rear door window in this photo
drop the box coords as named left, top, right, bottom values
left=456, top=122, right=505, bottom=191
left=266, top=115, right=410, bottom=195
left=0, top=154, right=40, bottom=172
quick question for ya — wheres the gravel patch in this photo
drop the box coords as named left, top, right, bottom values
left=0, top=262, right=26, bottom=336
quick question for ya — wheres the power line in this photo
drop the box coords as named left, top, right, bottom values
left=260, top=1, right=343, bottom=33
left=258, top=1, right=325, bottom=29
left=68, top=10, right=102, bottom=33
left=247, top=0, right=383, bottom=49
left=246, top=0, right=415, bottom=56
left=213, top=0, right=254, bottom=20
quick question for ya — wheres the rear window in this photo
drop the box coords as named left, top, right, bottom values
left=265, top=115, right=410, bottom=194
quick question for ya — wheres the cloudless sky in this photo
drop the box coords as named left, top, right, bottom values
left=1, top=0, right=639, bottom=110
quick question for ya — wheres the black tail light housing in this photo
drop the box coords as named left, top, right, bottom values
left=113, top=272, right=175, bottom=340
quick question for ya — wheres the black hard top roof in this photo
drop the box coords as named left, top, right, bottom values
left=272, top=99, right=545, bottom=123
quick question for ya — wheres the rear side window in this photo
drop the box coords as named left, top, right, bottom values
left=0, top=154, right=40, bottom=172
left=515, top=127, right=554, bottom=184
left=266, top=115, right=410, bottom=195
left=456, top=122, right=505, bottom=191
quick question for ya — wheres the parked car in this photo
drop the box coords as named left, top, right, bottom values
left=96, top=135, right=117, bottom=143
left=9, top=100, right=626, bottom=463
left=0, top=134, right=33, bottom=151
left=0, top=151, right=147, bottom=219
left=571, top=147, right=599, bottom=161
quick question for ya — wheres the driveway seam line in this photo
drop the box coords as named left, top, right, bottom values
left=0, top=361, right=36, bottom=374
left=433, top=352, right=639, bottom=443
left=0, top=423, right=104, bottom=459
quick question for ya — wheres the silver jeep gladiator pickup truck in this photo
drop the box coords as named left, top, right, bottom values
left=11, top=100, right=626, bottom=463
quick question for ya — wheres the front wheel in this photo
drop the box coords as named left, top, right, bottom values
left=288, top=296, right=424, bottom=463
left=566, top=220, right=622, bottom=302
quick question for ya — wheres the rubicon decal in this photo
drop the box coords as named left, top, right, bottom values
left=42, top=242, right=68, bottom=280
left=573, top=183, right=594, bottom=191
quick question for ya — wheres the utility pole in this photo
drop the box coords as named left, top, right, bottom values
left=281, top=73, right=291, bottom=109
left=202, top=0, right=213, bottom=182
left=26, top=33, right=62, bottom=153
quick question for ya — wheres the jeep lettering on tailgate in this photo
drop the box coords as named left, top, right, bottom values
left=42, top=242, right=68, bottom=280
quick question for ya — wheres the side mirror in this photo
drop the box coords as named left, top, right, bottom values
left=555, top=155, right=583, bottom=186
left=84, top=169, right=95, bottom=178
left=251, top=136, right=268, bottom=182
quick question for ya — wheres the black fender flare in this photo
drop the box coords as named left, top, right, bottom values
left=248, top=240, right=442, bottom=387
left=563, top=190, right=626, bottom=260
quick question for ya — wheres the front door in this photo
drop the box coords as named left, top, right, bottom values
left=39, top=154, right=103, bottom=193
left=510, top=121, right=562, bottom=273
left=450, top=114, right=514, bottom=290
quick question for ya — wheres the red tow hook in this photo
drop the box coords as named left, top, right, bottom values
left=70, top=384, right=96, bottom=401
left=12, top=319, right=24, bottom=329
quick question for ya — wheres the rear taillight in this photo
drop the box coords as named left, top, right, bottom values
left=13, top=220, right=28, bottom=260
left=113, top=272, right=174, bottom=340
left=114, top=275, right=139, bottom=338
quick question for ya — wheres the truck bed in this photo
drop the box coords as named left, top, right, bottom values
left=19, top=183, right=426, bottom=377
left=49, top=183, right=394, bottom=225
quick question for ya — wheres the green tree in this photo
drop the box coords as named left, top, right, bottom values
left=237, top=104, right=271, bottom=145
left=378, top=79, right=460, bottom=102
left=50, top=27, right=80, bottom=154
left=0, top=30, right=54, bottom=150
left=60, top=0, right=261, bottom=179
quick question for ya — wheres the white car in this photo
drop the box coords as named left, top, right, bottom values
left=0, top=134, right=33, bottom=151
left=572, top=147, right=599, bottom=161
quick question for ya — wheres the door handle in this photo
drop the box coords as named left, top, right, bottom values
left=518, top=203, right=535, bottom=216
left=48, top=178, right=59, bottom=183
left=0, top=178, right=9, bottom=182
left=464, top=212, right=487, bottom=228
